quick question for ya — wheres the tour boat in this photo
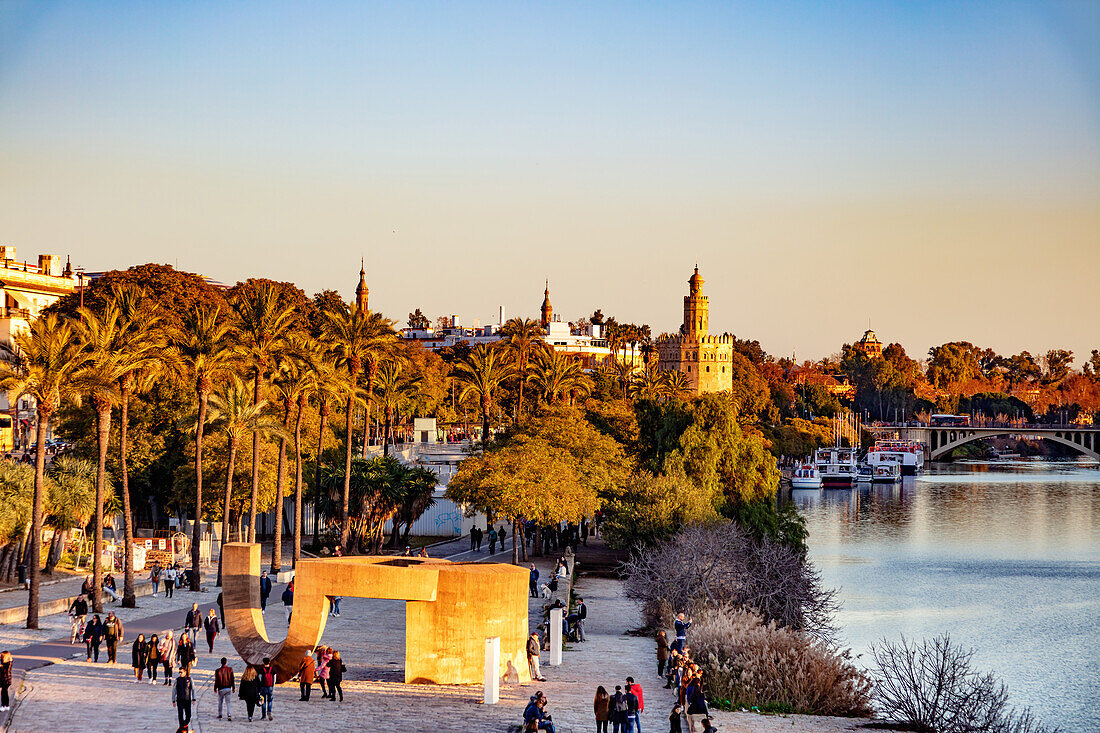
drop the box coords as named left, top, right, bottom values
left=855, top=463, right=873, bottom=483
left=791, top=464, right=822, bottom=489
left=867, top=440, right=925, bottom=475
left=814, top=447, right=859, bottom=487
left=871, top=457, right=902, bottom=483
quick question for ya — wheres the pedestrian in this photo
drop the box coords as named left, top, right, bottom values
left=80, top=575, right=93, bottom=598
left=214, top=657, right=235, bottom=721
left=328, top=596, right=342, bottom=617
left=83, top=614, right=103, bottom=662
left=216, top=591, right=224, bottom=626
left=656, top=630, right=670, bottom=678
left=238, top=666, right=260, bottom=722
left=160, top=630, right=177, bottom=685
left=673, top=613, right=691, bottom=653
left=259, top=571, right=272, bottom=612
left=685, top=675, right=708, bottom=733
left=184, top=603, right=202, bottom=647
left=498, top=524, right=507, bottom=552
left=594, top=685, right=611, bottom=733
left=526, top=632, right=546, bottom=682
left=68, top=594, right=88, bottom=644
left=610, top=685, right=628, bottom=733
left=172, top=666, right=195, bottom=729
left=0, top=651, right=12, bottom=713
left=259, top=657, right=276, bottom=721
left=315, top=646, right=332, bottom=699
left=668, top=703, right=683, bottom=733
left=418, top=546, right=429, bottom=558
left=576, top=597, right=588, bottom=642
left=469, top=527, right=477, bottom=551
left=529, top=563, right=539, bottom=598
left=204, top=608, right=220, bottom=653
left=102, top=573, right=120, bottom=604
left=626, top=677, right=645, bottom=732
left=146, top=633, right=161, bottom=684
left=282, top=580, right=294, bottom=623
left=150, top=563, right=161, bottom=597
left=131, top=634, right=149, bottom=682
left=327, top=650, right=346, bottom=701
left=103, top=611, right=124, bottom=663
left=175, top=632, right=196, bottom=673
left=488, top=526, right=498, bottom=553
left=474, top=526, right=483, bottom=551
left=295, top=649, right=315, bottom=701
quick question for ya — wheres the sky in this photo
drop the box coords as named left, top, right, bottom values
left=1, top=1, right=1097, bottom=363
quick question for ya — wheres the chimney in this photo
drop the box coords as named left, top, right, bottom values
left=499, top=305, right=505, bottom=326
left=451, top=315, right=460, bottom=328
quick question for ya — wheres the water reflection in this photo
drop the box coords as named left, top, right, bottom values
left=790, top=461, right=1100, bottom=733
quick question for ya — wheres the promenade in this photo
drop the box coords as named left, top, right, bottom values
left=1, top=538, right=870, bottom=732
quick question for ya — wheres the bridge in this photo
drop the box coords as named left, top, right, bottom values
left=865, top=424, right=1100, bottom=461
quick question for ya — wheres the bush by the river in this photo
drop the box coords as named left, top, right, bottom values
left=871, top=634, right=1061, bottom=733
left=691, top=608, right=873, bottom=717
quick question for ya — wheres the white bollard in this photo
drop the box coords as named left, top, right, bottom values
left=484, top=636, right=500, bottom=704
left=550, top=607, right=563, bottom=666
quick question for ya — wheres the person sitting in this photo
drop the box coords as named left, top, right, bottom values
left=522, top=691, right=555, bottom=733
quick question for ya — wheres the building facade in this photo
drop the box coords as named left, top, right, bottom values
left=656, top=266, right=734, bottom=394
left=853, top=328, right=884, bottom=358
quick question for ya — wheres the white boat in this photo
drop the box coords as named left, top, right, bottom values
left=814, top=447, right=859, bottom=486
left=871, top=457, right=902, bottom=483
left=867, top=440, right=925, bottom=475
left=791, top=463, right=822, bottom=489
left=855, top=463, right=873, bottom=483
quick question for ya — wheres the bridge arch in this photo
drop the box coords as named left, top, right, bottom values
left=930, top=428, right=1100, bottom=461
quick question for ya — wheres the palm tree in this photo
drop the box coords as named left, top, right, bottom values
left=102, top=285, right=169, bottom=606
left=611, top=358, right=637, bottom=396
left=73, top=305, right=127, bottom=613
left=0, top=313, right=89, bottom=628
left=43, top=457, right=96, bottom=575
left=171, top=305, right=237, bottom=591
left=375, top=360, right=422, bottom=455
left=323, top=303, right=396, bottom=552
left=207, top=376, right=281, bottom=584
left=231, top=283, right=299, bottom=544
left=629, top=366, right=666, bottom=402
left=452, top=343, right=514, bottom=447
left=529, top=348, right=593, bottom=405
left=499, top=317, right=544, bottom=418
left=270, top=348, right=312, bottom=571
left=305, top=348, right=343, bottom=549
left=662, top=369, right=691, bottom=401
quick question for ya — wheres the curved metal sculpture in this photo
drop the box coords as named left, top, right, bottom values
left=221, top=543, right=530, bottom=684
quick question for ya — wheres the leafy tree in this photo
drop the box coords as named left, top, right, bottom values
left=600, top=472, right=717, bottom=549
left=375, top=359, right=422, bottom=455
left=1004, top=351, right=1042, bottom=391
left=44, top=456, right=97, bottom=574
left=451, top=343, right=514, bottom=448
left=407, top=309, right=431, bottom=330
left=1086, top=350, right=1100, bottom=380
left=729, top=352, right=772, bottom=424
left=927, top=342, right=983, bottom=389
left=387, top=465, right=438, bottom=548
left=1042, top=349, right=1073, bottom=385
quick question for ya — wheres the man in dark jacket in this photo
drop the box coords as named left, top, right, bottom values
left=103, top=611, right=124, bottom=663
left=214, top=657, right=235, bottom=721
left=172, top=667, right=195, bottom=727
left=523, top=691, right=555, bottom=733
left=281, top=582, right=294, bottom=622
left=529, top=564, right=539, bottom=598
left=68, top=595, right=88, bottom=644
left=259, top=571, right=272, bottom=612
left=576, top=597, right=588, bottom=642
left=526, top=632, right=546, bottom=682
left=184, top=603, right=202, bottom=646
left=259, top=658, right=276, bottom=721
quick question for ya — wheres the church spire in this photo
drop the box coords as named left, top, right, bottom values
left=355, top=257, right=369, bottom=314
left=540, top=279, right=553, bottom=328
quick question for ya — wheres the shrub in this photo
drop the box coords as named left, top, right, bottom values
left=870, top=634, right=1061, bottom=733
left=620, top=521, right=838, bottom=641
left=691, top=609, right=873, bottom=717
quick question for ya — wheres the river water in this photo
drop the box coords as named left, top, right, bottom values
left=792, top=460, right=1100, bottom=733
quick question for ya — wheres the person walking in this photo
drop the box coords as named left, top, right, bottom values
left=315, top=647, right=332, bottom=699
left=526, top=632, right=546, bottom=682
left=626, top=677, right=644, bottom=732
left=204, top=608, right=220, bottom=653
left=594, top=685, right=611, bottom=733
left=150, top=563, right=161, bottom=597
left=295, top=649, right=316, bottom=701
left=146, top=634, right=161, bottom=684
left=327, top=650, right=345, bottom=701
left=656, top=631, right=670, bottom=678
left=0, top=651, right=13, bottom=713
left=68, top=594, right=88, bottom=644
left=487, top=526, right=497, bottom=555
left=473, top=526, right=483, bottom=551
left=529, top=564, right=539, bottom=598
left=238, top=666, right=261, bottom=722
left=282, top=581, right=294, bottom=623
left=259, top=657, right=276, bottom=721
left=163, top=565, right=175, bottom=598
left=175, top=633, right=196, bottom=674
left=610, top=685, right=628, bottom=733
left=216, top=591, right=224, bottom=626
left=103, top=611, right=124, bottom=663
left=83, top=614, right=104, bottom=663
left=259, top=571, right=272, bottom=613
left=576, top=597, right=588, bottom=642
left=184, top=603, right=202, bottom=647
left=159, top=630, right=177, bottom=685
left=131, top=634, right=149, bottom=682
left=328, top=596, right=342, bottom=618
left=171, top=667, right=195, bottom=729
left=497, top=524, right=507, bottom=552
left=469, top=528, right=477, bottom=552
left=214, top=657, right=235, bottom=721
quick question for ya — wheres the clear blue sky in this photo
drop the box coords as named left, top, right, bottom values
left=1, top=1, right=1097, bottom=360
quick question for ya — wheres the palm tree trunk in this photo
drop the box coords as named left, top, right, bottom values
left=312, top=403, right=328, bottom=549
left=191, top=388, right=207, bottom=592
left=247, top=373, right=262, bottom=543
left=44, top=530, right=61, bottom=574
left=26, top=410, right=50, bottom=629
left=292, top=396, right=305, bottom=567
left=340, top=387, right=355, bottom=552
left=270, top=423, right=288, bottom=573
left=364, top=361, right=377, bottom=455
left=482, top=395, right=491, bottom=447
left=119, top=388, right=137, bottom=607
left=91, top=400, right=111, bottom=614
left=383, top=407, right=393, bottom=457
left=216, top=436, right=237, bottom=587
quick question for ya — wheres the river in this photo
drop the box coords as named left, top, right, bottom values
left=791, top=460, right=1100, bottom=733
